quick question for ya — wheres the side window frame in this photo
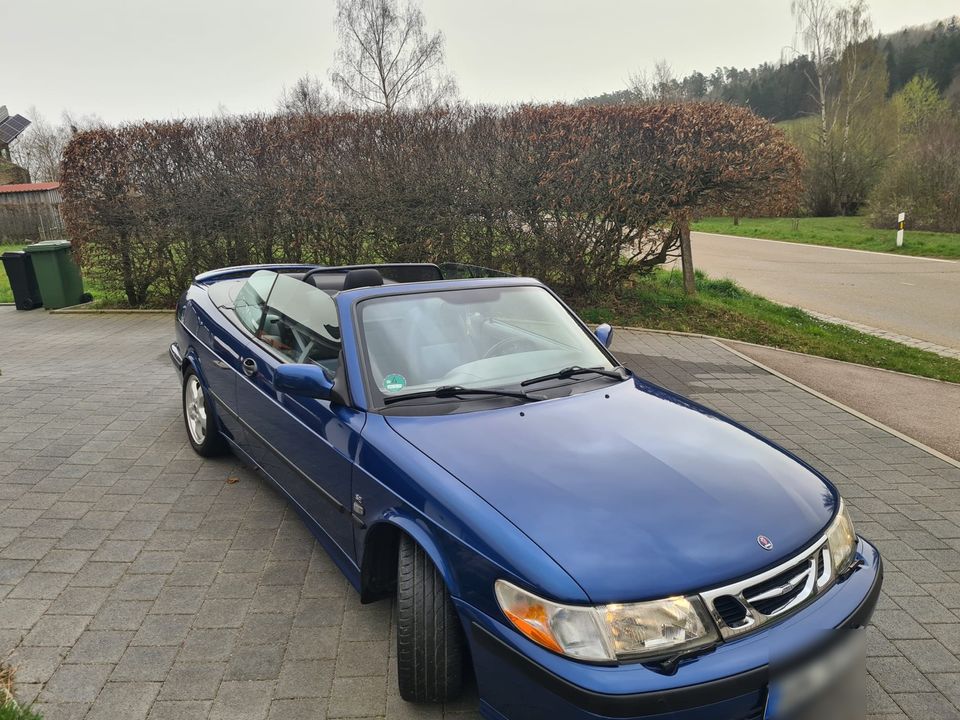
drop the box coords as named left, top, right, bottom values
left=259, top=273, right=342, bottom=369
left=233, top=270, right=277, bottom=338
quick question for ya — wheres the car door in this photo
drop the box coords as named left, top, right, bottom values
left=197, top=271, right=276, bottom=453
left=235, top=272, right=361, bottom=562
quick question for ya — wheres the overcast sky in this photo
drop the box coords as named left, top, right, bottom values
left=3, top=0, right=957, bottom=125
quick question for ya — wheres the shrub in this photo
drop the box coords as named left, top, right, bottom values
left=868, top=117, right=960, bottom=233
left=61, top=104, right=801, bottom=306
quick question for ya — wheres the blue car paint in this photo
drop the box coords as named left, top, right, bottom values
left=274, top=364, right=335, bottom=398
left=384, top=375, right=837, bottom=604
left=173, top=265, right=882, bottom=720
left=234, top=336, right=360, bottom=558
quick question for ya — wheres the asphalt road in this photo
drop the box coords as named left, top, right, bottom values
left=685, top=233, right=960, bottom=352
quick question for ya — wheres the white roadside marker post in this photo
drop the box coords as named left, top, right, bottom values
left=896, top=212, right=905, bottom=248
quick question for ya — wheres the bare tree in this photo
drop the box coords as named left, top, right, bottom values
left=278, top=74, right=336, bottom=115
left=330, top=0, right=456, bottom=112
left=628, top=60, right=680, bottom=102
left=791, top=0, right=889, bottom=214
left=10, top=108, right=103, bottom=182
left=791, top=0, right=878, bottom=144
left=791, top=0, right=838, bottom=141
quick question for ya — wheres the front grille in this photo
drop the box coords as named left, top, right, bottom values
left=748, top=580, right=806, bottom=616
left=743, top=561, right=813, bottom=616
left=701, top=541, right=834, bottom=640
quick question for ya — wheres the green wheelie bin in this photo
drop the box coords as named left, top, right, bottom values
left=23, top=240, right=90, bottom=309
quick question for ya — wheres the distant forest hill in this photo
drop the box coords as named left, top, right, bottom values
left=579, top=16, right=960, bottom=121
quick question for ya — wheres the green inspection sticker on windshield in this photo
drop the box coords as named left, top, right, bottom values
left=383, top=373, right=407, bottom=393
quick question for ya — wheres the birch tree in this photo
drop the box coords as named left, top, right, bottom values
left=791, top=0, right=890, bottom=214
left=331, top=0, right=456, bottom=113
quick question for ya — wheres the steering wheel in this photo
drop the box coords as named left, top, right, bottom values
left=482, top=337, right=539, bottom=359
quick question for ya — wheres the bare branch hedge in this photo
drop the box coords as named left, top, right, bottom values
left=60, top=104, right=801, bottom=306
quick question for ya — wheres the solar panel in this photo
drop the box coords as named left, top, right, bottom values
left=0, top=114, right=31, bottom=145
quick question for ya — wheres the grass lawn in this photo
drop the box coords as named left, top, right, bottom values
left=0, top=702, right=42, bottom=720
left=692, top=216, right=960, bottom=259
left=577, top=269, right=960, bottom=384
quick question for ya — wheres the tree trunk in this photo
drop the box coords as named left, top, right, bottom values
left=679, top=218, right=696, bottom=296
left=119, top=231, right=138, bottom=306
left=733, top=216, right=740, bottom=226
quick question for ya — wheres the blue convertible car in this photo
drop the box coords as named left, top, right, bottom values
left=171, top=263, right=882, bottom=720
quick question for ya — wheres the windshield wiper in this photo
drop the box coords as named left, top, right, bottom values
left=383, top=385, right=545, bottom=405
left=520, top=365, right=629, bottom=387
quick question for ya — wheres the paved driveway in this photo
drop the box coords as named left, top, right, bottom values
left=684, top=232, right=960, bottom=353
left=2, top=307, right=960, bottom=720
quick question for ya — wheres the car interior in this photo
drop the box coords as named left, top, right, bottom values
left=212, top=264, right=584, bottom=395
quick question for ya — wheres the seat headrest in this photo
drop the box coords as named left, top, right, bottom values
left=342, top=268, right=384, bottom=291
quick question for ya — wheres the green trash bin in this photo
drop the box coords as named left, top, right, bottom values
left=24, top=240, right=89, bottom=309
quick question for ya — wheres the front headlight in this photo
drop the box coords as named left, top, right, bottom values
left=494, top=580, right=719, bottom=663
left=826, top=500, right=858, bottom=575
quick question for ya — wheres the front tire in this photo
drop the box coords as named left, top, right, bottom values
left=182, top=369, right=227, bottom=457
left=396, top=535, right=464, bottom=703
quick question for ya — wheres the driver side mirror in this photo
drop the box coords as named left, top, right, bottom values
left=595, top=323, right=614, bottom=349
left=274, top=364, right=334, bottom=400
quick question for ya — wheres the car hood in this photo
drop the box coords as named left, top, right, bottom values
left=385, top=378, right=837, bottom=604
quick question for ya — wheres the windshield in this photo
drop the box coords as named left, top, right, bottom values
left=358, top=286, right=615, bottom=405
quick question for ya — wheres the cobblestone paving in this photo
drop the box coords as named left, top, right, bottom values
left=1, top=307, right=959, bottom=720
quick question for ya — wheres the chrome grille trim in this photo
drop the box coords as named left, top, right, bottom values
left=700, top=534, right=836, bottom=640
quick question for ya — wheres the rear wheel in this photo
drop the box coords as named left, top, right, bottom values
left=182, top=370, right=227, bottom=457
left=396, top=535, right=464, bottom=703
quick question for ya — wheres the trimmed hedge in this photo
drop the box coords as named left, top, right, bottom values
left=61, top=104, right=801, bottom=306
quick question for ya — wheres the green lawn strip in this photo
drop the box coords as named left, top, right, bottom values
left=0, top=702, right=43, bottom=720
left=577, top=269, right=960, bottom=384
left=692, top=216, right=960, bottom=259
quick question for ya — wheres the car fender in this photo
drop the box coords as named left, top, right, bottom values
left=354, top=415, right=590, bottom=615
left=176, top=317, right=230, bottom=435
left=376, top=513, right=460, bottom=596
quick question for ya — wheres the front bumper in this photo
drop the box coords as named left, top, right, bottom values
left=463, top=538, right=882, bottom=720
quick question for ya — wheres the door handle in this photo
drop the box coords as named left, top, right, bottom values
left=213, top=336, right=241, bottom=360
left=242, top=358, right=258, bottom=377
left=212, top=359, right=229, bottom=369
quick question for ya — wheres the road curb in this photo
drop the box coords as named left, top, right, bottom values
left=50, top=307, right=174, bottom=314
left=613, top=324, right=960, bottom=469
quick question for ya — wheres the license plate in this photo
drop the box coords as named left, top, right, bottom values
left=764, top=630, right=864, bottom=720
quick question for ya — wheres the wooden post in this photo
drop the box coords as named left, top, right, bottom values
left=679, top=217, right=696, bottom=296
